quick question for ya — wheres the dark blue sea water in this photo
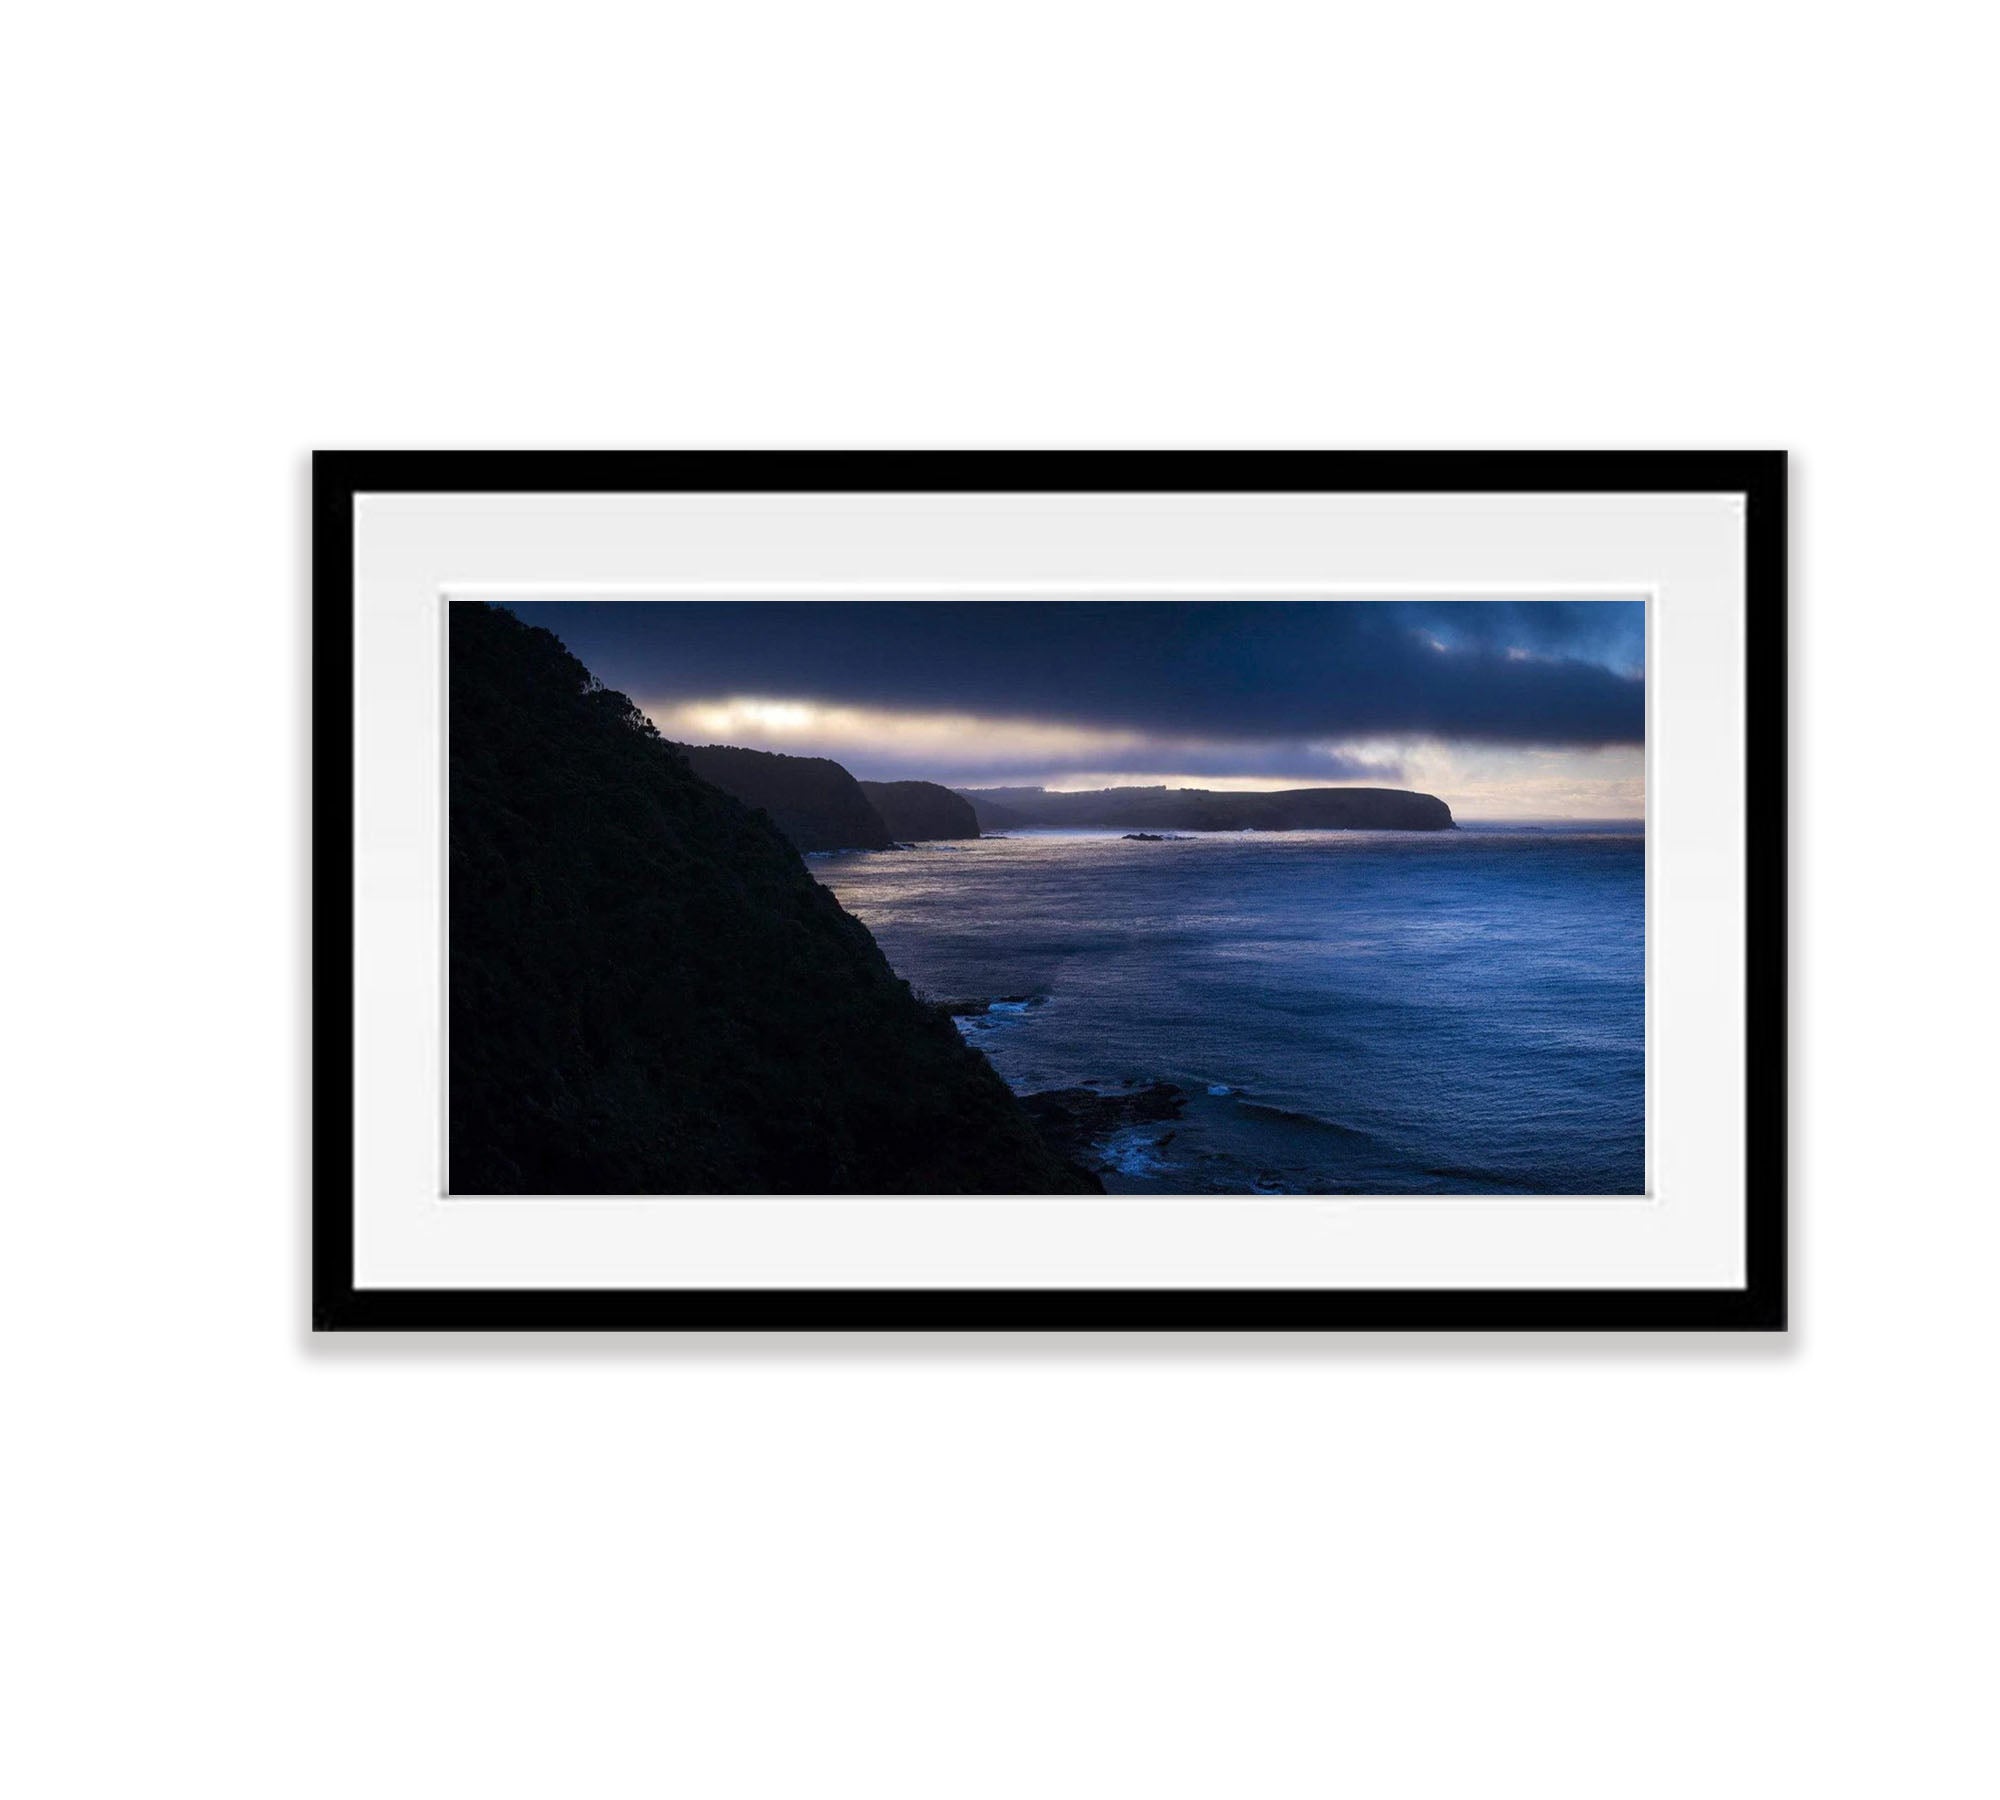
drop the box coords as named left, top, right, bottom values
left=813, top=826, right=1645, bottom=1195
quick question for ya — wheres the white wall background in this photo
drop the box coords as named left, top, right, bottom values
left=6, top=5, right=1994, bottom=1796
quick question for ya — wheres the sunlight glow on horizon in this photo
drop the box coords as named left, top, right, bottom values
left=654, top=695, right=1157, bottom=762
left=641, top=693, right=1643, bottom=821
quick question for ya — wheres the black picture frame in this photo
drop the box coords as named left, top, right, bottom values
left=313, top=450, right=1786, bottom=1332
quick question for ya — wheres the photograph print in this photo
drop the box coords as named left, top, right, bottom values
left=448, top=594, right=1646, bottom=1199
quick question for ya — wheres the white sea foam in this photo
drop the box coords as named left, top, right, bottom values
left=1099, top=1126, right=1172, bottom=1178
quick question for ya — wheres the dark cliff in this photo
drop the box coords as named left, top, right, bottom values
left=449, top=603, right=1096, bottom=1194
left=856, top=780, right=981, bottom=841
left=953, top=784, right=1454, bottom=832
left=675, top=743, right=893, bottom=852
left=960, top=793, right=1028, bottom=833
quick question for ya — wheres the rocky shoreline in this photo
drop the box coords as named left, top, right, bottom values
left=1018, top=1081, right=1189, bottom=1169
left=934, top=992, right=1189, bottom=1176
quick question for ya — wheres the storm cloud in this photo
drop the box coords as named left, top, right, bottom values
left=506, top=599, right=1645, bottom=749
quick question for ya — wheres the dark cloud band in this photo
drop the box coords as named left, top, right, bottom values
left=507, top=599, right=1645, bottom=748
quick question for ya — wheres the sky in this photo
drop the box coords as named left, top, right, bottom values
left=505, top=599, right=1646, bottom=820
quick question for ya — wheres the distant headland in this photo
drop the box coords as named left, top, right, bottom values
left=856, top=779, right=980, bottom=842
left=955, top=785, right=1455, bottom=833
left=663, top=750, right=1454, bottom=848
left=671, top=745, right=981, bottom=853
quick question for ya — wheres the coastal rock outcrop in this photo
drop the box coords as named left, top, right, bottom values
left=1019, top=1082, right=1190, bottom=1167
left=450, top=602, right=1098, bottom=1194
left=856, top=779, right=980, bottom=841
left=676, top=743, right=893, bottom=852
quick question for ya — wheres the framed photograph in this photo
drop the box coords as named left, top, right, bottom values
left=315, top=451, right=1785, bottom=1331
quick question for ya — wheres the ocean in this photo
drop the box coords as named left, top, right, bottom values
left=813, top=825, right=1645, bottom=1195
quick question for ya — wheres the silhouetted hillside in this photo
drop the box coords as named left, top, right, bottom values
left=954, top=785, right=1454, bottom=831
left=856, top=780, right=980, bottom=841
left=449, top=603, right=1096, bottom=1194
left=677, top=743, right=892, bottom=852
